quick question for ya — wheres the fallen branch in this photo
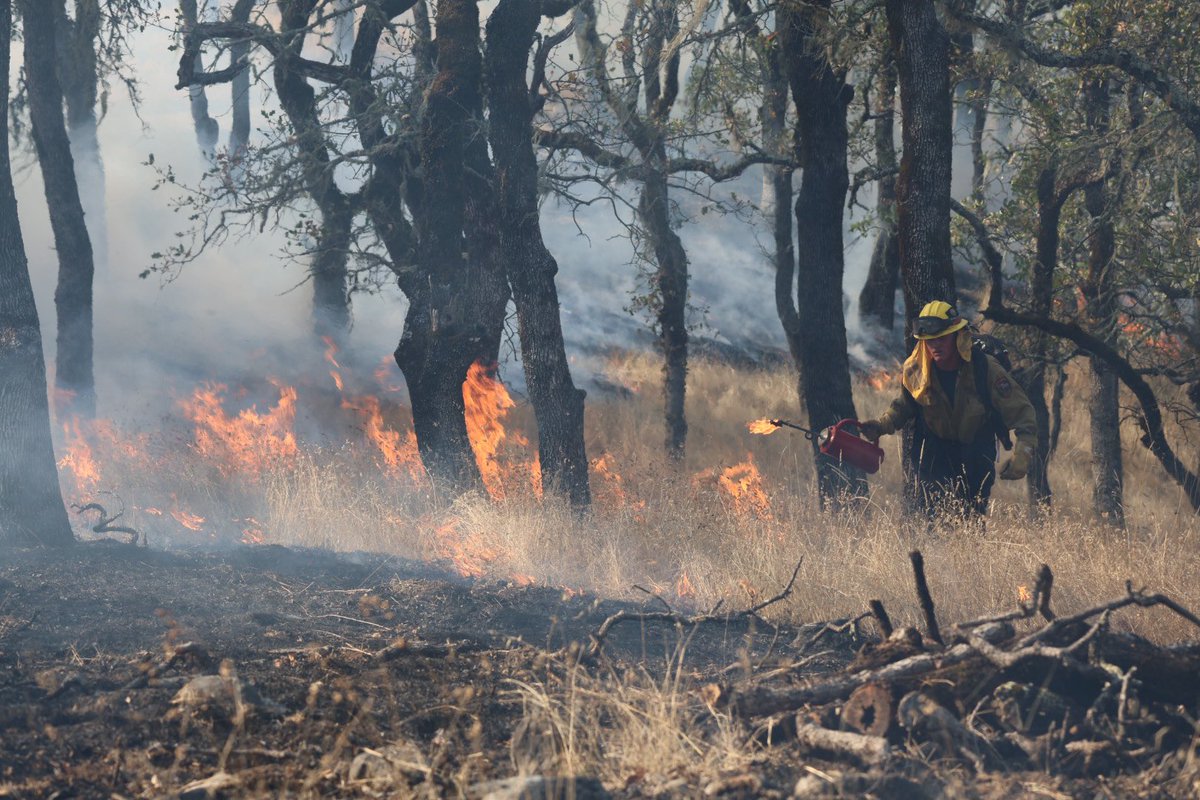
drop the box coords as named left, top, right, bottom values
left=588, top=560, right=803, bottom=658
left=910, top=551, right=943, bottom=646
left=794, top=723, right=891, bottom=766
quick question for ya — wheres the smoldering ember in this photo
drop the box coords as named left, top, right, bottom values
left=1, top=1, right=1199, bottom=798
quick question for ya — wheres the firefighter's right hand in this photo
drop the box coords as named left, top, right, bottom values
left=858, top=420, right=884, bottom=443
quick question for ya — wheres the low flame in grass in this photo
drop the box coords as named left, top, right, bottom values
left=240, top=518, right=265, bottom=544
left=58, top=418, right=102, bottom=497
left=866, top=368, right=896, bottom=392
left=1017, top=584, right=1032, bottom=605
left=433, top=517, right=501, bottom=578
left=675, top=569, right=696, bottom=598
left=719, top=456, right=773, bottom=520
left=171, top=509, right=206, bottom=531
left=747, top=418, right=779, bottom=435
left=181, top=382, right=299, bottom=476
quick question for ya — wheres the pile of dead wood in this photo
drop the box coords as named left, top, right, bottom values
left=702, top=552, right=1200, bottom=791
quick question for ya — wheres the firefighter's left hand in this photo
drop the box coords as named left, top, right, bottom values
left=999, top=443, right=1031, bottom=480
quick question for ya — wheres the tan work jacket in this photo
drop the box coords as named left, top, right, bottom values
left=878, top=355, right=1037, bottom=450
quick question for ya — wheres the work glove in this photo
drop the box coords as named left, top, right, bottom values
left=999, top=442, right=1032, bottom=481
left=858, top=419, right=884, bottom=443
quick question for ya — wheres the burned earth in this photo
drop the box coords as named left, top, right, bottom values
left=0, top=542, right=1197, bottom=799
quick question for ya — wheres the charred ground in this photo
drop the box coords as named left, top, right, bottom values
left=1, top=540, right=1197, bottom=798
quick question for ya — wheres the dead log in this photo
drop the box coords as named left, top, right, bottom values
left=728, top=621, right=1013, bottom=717
left=898, top=691, right=1014, bottom=771
left=841, top=682, right=895, bottom=738
left=1094, top=631, right=1200, bottom=704
left=794, top=723, right=891, bottom=766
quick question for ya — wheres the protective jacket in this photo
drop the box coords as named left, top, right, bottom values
left=875, top=338, right=1037, bottom=514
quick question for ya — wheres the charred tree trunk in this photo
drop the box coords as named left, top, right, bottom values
left=779, top=0, right=864, bottom=504
left=274, top=0, right=351, bottom=340
left=858, top=50, right=900, bottom=331
left=398, top=0, right=498, bottom=492
left=485, top=0, right=590, bottom=507
left=21, top=0, right=97, bottom=420
left=180, top=0, right=219, bottom=154
left=0, top=0, right=74, bottom=547
left=1081, top=78, right=1124, bottom=527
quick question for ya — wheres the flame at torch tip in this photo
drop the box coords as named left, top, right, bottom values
left=747, top=418, right=780, bottom=435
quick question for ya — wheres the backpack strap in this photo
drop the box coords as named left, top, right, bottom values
left=972, top=348, right=1013, bottom=451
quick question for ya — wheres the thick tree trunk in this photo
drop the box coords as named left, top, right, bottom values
left=21, top=0, right=97, bottom=420
left=0, top=0, right=74, bottom=547
left=780, top=0, right=864, bottom=504
left=485, top=0, right=590, bottom=507
left=398, top=0, right=498, bottom=492
left=885, top=0, right=954, bottom=510
left=884, top=0, right=955, bottom=313
left=639, top=169, right=689, bottom=463
left=1025, top=165, right=1060, bottom=509
left=858, top=51, right=900, bottom=330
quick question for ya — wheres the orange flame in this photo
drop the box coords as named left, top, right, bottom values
left=462, top=360, right=529, bottom=500
left=1017, top=584, right=1032, bottom=605
left=747, top=418, right=779, bottom=435
left=181, top=382, right=298, bottom=476
left=675, top=569, right=696, bottom=598
left=719, top=456, right=773, bottom=520
left=433, top=517, right=500, bottom=578
left=57, top=418, right=101, bottom=497
left=171, top=509, right=206, bottom=531
left=341, top=394, right=427, bottom=483
left=323, top=336, right=345, bottom=392
left=866, top=368, right=896, bottom=392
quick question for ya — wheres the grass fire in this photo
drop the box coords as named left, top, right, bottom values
left=3, top=0, right=1200, bottom=797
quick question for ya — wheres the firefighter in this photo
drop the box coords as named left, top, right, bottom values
left=858, top=301, right=1037, bottom=516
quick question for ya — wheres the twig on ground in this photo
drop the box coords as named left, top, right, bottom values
left=74, top=503, right=141, bottom=546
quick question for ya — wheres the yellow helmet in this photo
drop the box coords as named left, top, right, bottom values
left=914, top=300, right=968, bottom=340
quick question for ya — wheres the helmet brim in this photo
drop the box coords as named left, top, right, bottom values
left=913, top=318, right=968, bottom=340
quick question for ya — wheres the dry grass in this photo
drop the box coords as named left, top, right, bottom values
left=59, top=350, right=1200, bottom=643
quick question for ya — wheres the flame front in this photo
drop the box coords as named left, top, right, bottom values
left=463, top=360, right=533, bottom=500
left=747, top=418, right=779, bottom=435
left=181, top=382, right=299, bottom=476
left=719, top=456, right=773, bottom=520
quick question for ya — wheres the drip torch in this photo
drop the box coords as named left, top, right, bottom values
left=751, top=418, right=885, bottom=474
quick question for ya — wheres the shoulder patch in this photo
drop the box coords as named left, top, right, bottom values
left=994, top=376, right=1012, bottom=398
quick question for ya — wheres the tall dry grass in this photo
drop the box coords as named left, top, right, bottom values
left=63, top=350, right=1200, bottom=642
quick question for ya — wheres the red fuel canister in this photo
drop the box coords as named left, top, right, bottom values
left=817, top=419, right=885, bottom=474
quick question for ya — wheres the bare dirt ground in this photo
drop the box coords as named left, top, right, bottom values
left=0, top=542, right=1195, bottom=799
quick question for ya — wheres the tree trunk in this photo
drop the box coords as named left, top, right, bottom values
left=0, top=0, right=74, bottom=547
left=21, top=0, right=97, bottom=420
left=228, top=0, right=255, bottom=156
left=274, top=0, right=351, bottom=341
left=1025, top=164, right=1060, bottom=509
left=399, top=0, right=498, bottom=492
left=969, top=76, right=992, bottom=200
left=885, top=0, right=954, bottom=510
left=858, top=50, right=900, bottom=330
left=56, top=0, right=107, bottom=269
left=485, top=0, right=590, bottom=507
left=179, top=0, right=219, bottom=154
left=780, top=0, right=864, bottom=504
left=639, top=169, right=689, bottom=463
left=884, top=0, right=955, bottom=313
left=1081, top=77, right=1124, bottom=527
